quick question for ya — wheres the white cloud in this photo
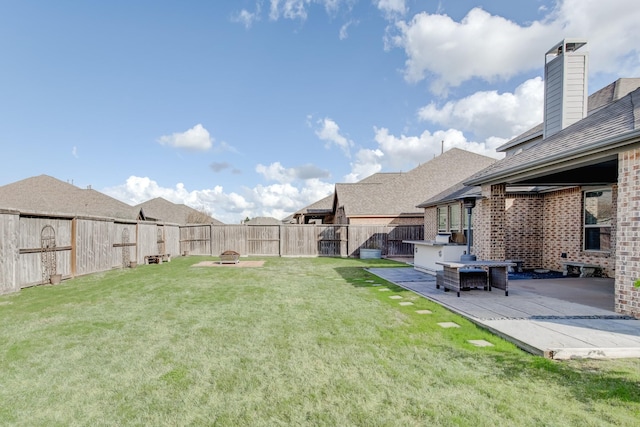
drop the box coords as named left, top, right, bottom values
left=375, top=0, right=406, bottom=18
left=389, top=8, right=555, bottom=93
left=103, top=162, right=335, bottom=224
left=343, top=148, right=384, bottom=182
left=418, top=77, right=544, bottom=140
left=269, top=0, right=309, bottom=21
left=315, top=117, right=353, bottom=156
left=371, top=127, right=503, bottom=172
left=72, top=146, right=78, bottom=158
left=554, top=0, right=640, bottom=78
left=157, top=124, right=213, bottom=151
left=256, top=162, right=331, bottom=183
left=232, top=8, right=261, bottom=29
left=388, top=0, right=640, bottom=94
left=339, top=20, right=357, bottom=40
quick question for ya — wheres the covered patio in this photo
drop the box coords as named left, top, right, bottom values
left=368, top=267, right=640, bottom=360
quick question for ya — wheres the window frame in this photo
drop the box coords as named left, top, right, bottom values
left=583, top=187, right=612, bottom=253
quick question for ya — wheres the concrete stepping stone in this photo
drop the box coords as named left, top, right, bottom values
left=468, top=340, right=494, bottom=347
left=416, top=310, right=432, bottom=315
left=389, top=295, right=403, bottom=300
left=437, top=322, right=460, bottom=328
left=378, top=288, right=391, bottom=292
left=399, top=301, right=414, bottom=306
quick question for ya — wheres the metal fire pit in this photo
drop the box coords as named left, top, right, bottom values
left=220, top=250, right=240, bottom=264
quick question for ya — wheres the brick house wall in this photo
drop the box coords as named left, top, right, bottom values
left=473, top=184, right=507, bottom=261
left=505, top=194, right=544, bottom=269
left=616, top=148, right=640, bottom=317
left=541, top=188, right=582, bottom=271
left=424, top=207, right=438, bottom=240
left=541, top=187, right=616, bottom=277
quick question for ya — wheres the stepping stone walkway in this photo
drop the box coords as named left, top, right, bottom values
left=468, top=340, right=494, bottom=347
left=437, top=322, right=460, bottom=328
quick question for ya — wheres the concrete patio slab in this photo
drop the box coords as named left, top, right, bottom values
left=367, top=267, right=640, bottom=360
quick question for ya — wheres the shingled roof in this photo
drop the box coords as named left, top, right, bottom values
left=335, top=148, right=497, bottom=218
left=497, top=78, right=640, bottom=153
left=466, top=86, right=640, bottom=186
left=135, top=197, right=223, bottom=225
left=244, top=216, right=282, bottom=225
left=0, top=175, right=139, bottom=219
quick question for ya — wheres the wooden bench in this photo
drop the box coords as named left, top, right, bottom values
left=145, top=254, right=171, bottom=264
left=562, top=262, right=601, bottom=278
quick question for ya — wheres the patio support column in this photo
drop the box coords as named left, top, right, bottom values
left=488, top=184, right=506, bottom=261
left=616, top=149, right=640, bottom=318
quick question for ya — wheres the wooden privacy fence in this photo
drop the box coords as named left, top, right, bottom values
left=0, top=209, right=181, bottom=295
left=181, top=224, right=423, bottom=258
left=0, top=209, right=422, bottom=295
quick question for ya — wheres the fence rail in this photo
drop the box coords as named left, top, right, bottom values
left=0, top=210, right=422, bottom=295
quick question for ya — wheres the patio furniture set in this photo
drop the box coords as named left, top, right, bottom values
left=436, top=260, right=515, bottom=297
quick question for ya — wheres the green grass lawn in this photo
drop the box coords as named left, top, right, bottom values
left=1, top=256, right=639, bottom=426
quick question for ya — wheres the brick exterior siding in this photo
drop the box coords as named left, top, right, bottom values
left=540, top=187, right=616, bottom=276
left=616, top=149, right=640, bottom=317
left=424, top=208, right=438, bottom=241
left=429, top=186, right=616, bottom=273
left=505, top=194, right=544, bottom=269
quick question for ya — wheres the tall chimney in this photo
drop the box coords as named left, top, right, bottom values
left=543, top=39, right=588, bottom=139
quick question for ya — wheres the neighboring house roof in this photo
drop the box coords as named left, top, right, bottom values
left=135, top=197, right=223, bottom=225
left=357, top=172, right=403, bottom=184
left=244, top=216, right=282, bottom=225
left=293, top=173, right=402, bottom=221
left=335, top=148, right=498, bottom=218
left=0, top=175, right=139, bottom=219
left=295, top=194, right=333, bottom=215
left=465, top=87, right=640, bottom=186
left=497, top=78, right=640, bottom=153
left=416, top=181, right=479, bottom=208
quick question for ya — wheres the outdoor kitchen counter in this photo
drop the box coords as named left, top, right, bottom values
left=404, top=240, right=467, bottom=274
left=436, top=260, right=515, bottom=297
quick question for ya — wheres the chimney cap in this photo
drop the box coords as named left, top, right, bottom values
left=545, top=38, right=587, bottom=57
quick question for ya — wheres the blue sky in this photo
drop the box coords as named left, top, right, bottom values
left=2, top=0, right=639, bottom=224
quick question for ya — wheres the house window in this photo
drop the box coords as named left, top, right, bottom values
left=583, top=189, right=612, bottom=252
left=437, top=204, right=463, bottom=233
left=437, top=207, right=448, bottom=232
left=449, top=204, right=461, bottom=231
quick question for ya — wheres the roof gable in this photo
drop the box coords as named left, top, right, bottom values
left=135, top=197, right=223, bottom=225
left=0, top=175, right=138, bottom=219
left=335, top=148, right=497, bottom=217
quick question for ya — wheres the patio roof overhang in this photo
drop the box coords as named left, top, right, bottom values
left=465, top=129, right=640, bottom=187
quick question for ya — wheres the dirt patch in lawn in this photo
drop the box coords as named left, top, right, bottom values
left=191, top=260, right=265, bottom=268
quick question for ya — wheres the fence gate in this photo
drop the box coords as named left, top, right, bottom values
left=40, top=225, right=57, bottom=284
left=122, top=228, right=130, bottom=268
